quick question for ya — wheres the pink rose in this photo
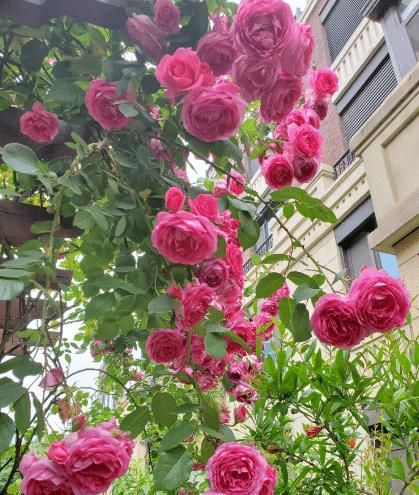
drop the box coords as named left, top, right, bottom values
left=200, top=62, right=215, bottom=87
left=19, top=456, right=73, bottom=495
left=154, top=0, right=180, bottom=34
left=196, top=370, right=219, bottom=391
left=146, top=329, right=186, bottom=363
left=66, top=427, right=131, bottom=494
left=301, top=107, right=321, bottom=128
left=287, top=123, right=322, bottom=159
left=197, top=32, right=237, bottom=77
left=150, top=138, right=174, bottom=162
left=20, top=102, right=59, bottom=143
left=291, top=154, right=319, bottom=183
left=273, top=109, right=306, bottom=140
left=232, top=0, right=294, bottom=59
left=260, top=465, right=278, bottom=495
left=72, top=415, right=87, bottom=432
left=308, top=67, right=339, bottom=97
left=227, top=315, right=256, bottom=355
left=260, top=72, right=302, bottom=124
left=270, top=284, right=290, bottom=302
left=303, top=96, right=330, bottom=120
left=254, top=312, right=274, bottom=340
left=281, top=23, right=314, bottom=77
left=206, top=443, right=268, bottom=493
left=230, top=383, right=258, bottom=404
left=126, top=15, right=165, bottom=61
left=19, top=452, right=39, bottom=476
left=212, top=12, right=229, bottom=33
left=85, top=79, right=136, bottom=130
left=135, top=371, right=145, bottom=381
left=151, top=211, right=217, bottom=265
left=234, top=405, right=247, bottom=423
left=232, top=55, right=280, bottom=103
left=226, top=242, right=244, bottom=288
left=348, top=267, right=411, bottom=333
left=48, top=441, right=69, bottom=465
left=220, top=408, right=231, bottom=424
left=40, top=367, right=64, bottom=390
left=311, top=294, right=364, bottom=349
left=156, top=48, right=206, bottom=100
left=188, top=193, right=218, bottom=220
left=178, top=282, right=214, bottom=328
left=165, top=187, right=185, bottom=212
left=228, top=170, right=246, bottom=196
left=261, top=153, right=294, bottom=190
left=213, top=179, right=229, bottom=198
left=198, top=259, right=230, bottom=290
left=182, top=81, right=246, bottom=142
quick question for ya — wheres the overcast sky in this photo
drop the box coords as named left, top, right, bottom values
left=290, top=0, right=308, bottom=12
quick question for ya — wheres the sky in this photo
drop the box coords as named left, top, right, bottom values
left=289, top=0, right=308, bottom=12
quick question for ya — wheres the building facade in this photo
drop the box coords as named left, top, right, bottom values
left=244, top=0, right=419, bottom=324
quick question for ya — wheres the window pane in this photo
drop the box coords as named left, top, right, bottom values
left=344, top=231, right=375, bottom=278
left=378, top=252, right=400, bottom=278
left=399, top=0, right=419, bottom=20
left=406, top=8, right=419, bottom=60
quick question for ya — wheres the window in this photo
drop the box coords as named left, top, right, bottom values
left=340, top=55, right=397, bottom=139
left=335, top=199, right=400, bottom=279
left=399, top=0, right=419, bottom=20
left=322, top=0, right=366, bottom=61
left=243, top=212, right=274, bottom=274
left=405, top=7, right=419, bottom=60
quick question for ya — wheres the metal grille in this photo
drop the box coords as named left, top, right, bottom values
left=333, top=149, right=356, bottom=178
left=243, top=234, right=273, bottom=275
left=342, top=56, right=397, bottom=140
left=324, top=0, right=366, bottom=61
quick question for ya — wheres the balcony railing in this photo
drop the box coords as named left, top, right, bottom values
left=333, top=149, right=356, bottom=178
left=243, top=234, right=273, bottom=274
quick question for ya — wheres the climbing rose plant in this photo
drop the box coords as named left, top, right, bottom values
left=0, top=0, right=415, bottom=494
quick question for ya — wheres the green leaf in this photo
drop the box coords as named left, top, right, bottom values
left=148, top=294, right=180, bottom=314
left=96, top=318, right=119, bottom=340
left=48, top=81, right=84, bottom=105
left=32, top=396, right=45, bottom=440
left=58, top=175, right=82, bottom=195
left=213, top=141, right=242, bottom=164
left=142, top=75, right=161, bottom=94
left=0, top=279, right=24, bottom=300
left=287, top=271, right=315, bottom=287
left=293, top=285, right=322, bottom=302
left=333, top=269, right=347, bottom=284
left=291, top=304, right=312, bottom=342
left=152, top=392, right=177, bottom=427
left=31, top=221, right=54, bottom=234
left=225, top=331, right=250, bottom=353
left=215, top=236, right=226, bottom=258
left=120, top=407, right=151, bottom=438
left=279, top=297, right=296, bottom=330
left=238, top=212, right=260, bottom=250
left=86, top=205, right=108, bottom=231
left=0, top=413, right=15, bottom=454
left=208, top=306, right=224, bottom=322
left=115, top=216, right=127, bottom=237
left=201, top=425, right=235, bottom=442
left=262, top=254, right=292, bottom=264
left=119, top=102, right=139, bottom=117
left=0, top=143, right=39, bottom=175
left=391, top=457, right=406, bottom=481
left=204, top=333, right=227, bottom=359
left=0, top=379, right=26, bottom=408
left=84, top=293, right=114, bottom=321
left=8, top=356, right=42, bottom=380
left=159, top=421, right=196, bottom=451
left=20, top=40, right=48, bottom=72
left=283, top=203, right=294, bottom=220
left=256, top=273, right=285, bottom=298
left=14, top=393, right=31, bottom=434
left=0, top=268, right=30, bottom=279
left=206, top=322, right=227, bottom=333
left=154, top=446, right=192, bottom=491
left=73, top=209, right=95, bottom=230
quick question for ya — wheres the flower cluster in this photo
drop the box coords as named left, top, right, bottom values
left=205, top=442, right=277, bottom=494
left=311, top=267, right=411, bottom=349
left=19, top=419, right=134, bottom=495
left=148, top=187, right=264, bottom=396
left=253, top=284, right=290, bottom=340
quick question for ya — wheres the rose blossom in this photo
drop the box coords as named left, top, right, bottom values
left=85, top=79, right=136, bottom=130
left=287, top=123, right=322, bottom=159
left=154, top=0, right=180, bottom=34
left=291, top=154, right=320, bottom=183
left=165, top=187, right=185, bottom=212
left=150, top=137, right=173, bottom=163
left=348, top=267, right=411, bottom=333
left=232, top=0, right=294, bottom=59
left=228, top=170, right=246, bottom=196
left=226, top=242, right=244, bottom=288
left=230, top=383, right=258, bottom=404
left=308, top=67, right=339, bottom=97
left=260, top=465, right=278, bottom=495
left=151, top=211, right=217, bottom=265
left=253, top=312, right=275, bottom=340
left=182, top=81, right=246, bottom=142
left=135, top=371, right=145, bottom=381
left=178, top=282, right=214, bottom=328
left=213, top=179, right=229, bottom=198
left=234, top=405, right=247, bottom=423
left=281, top=23, right=314, bottom=77
left=220, top=408, right=231, bottom=424
left=260, top=72, right=302, bottom=124
left=156, top=48, right=206, bottom=100
left=20, top=102, right=59, bottom=143
left=301, top=107, right=321, bottom=128
left=311, top=294, right=364, bottom=349
left=200, top=62, right=215, bottom=86
left=303, top=96, right=330, bottom=120
left=188, top=193, right=218, bottom=220
left=227, top=315, right=256, bottom=355
left=232, top=55, right=279, bottom=103
left=48, top=441, right=69, bottom=465
left=146, top=329, right=186, bottom=363
left=126, top=14, right=165, bottom=61
left=19, top=456, right=73, bottom=495
left=40, top=367, right=64, bottom=390
left=65, top=427, right=131, bottom=494
left=198, top=259, right=230, bottom=290
left=206, top=442, right=267, bottom=494
left=197, top=31, right=237, bottom=77
left=196, top=370, right=219, bottom=391
left=261, top=153, right=294, bottom=190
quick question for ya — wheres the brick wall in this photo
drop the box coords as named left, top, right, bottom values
left=305, top=0, right=349, bottom=167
